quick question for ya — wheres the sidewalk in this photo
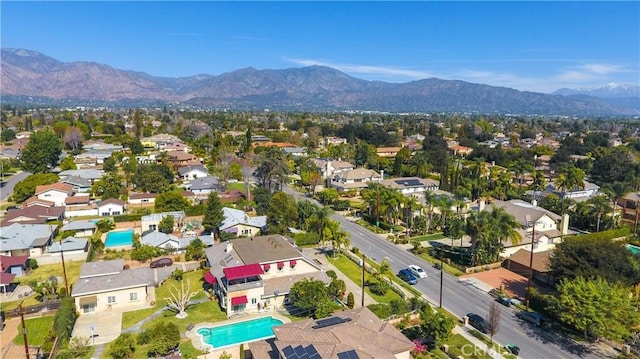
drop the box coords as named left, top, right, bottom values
left=453, top=325, right=506, bottom=359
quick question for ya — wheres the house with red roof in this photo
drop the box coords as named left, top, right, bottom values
left=0, top=255, right=29, bottom=292
left=204, top=235, right=330, bottom=317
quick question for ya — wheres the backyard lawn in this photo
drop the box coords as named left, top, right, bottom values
left=16, top=260, right=83, bottom=286
left=226, top=182, right=247, bottom=192
left=121, top=270, right=212, bottom=330
left=13, top=315, right=54, bottom=346
left=327, top=254, right=403, bottom=303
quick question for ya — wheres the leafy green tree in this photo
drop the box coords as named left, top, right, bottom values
left=96, top=218, right=115, bottom=233
left=418, top=304, right=455, bottom=347
left=328, top=278, right=346, bottom=299
left=144, top=322, right=180, bottom=357
left=185, top=238, right=205, bottom=261
left=159, top=215, right=175, bottom=234
left=102, top=155, right=117, bottom=173
left=107, top=333, right=136, bottom=359
left=550, top=236, right=640, bottom=286
left=1, top=128, right=16, bottom=141
left=136, top=170, right=170, bottom=193
left=548, top=276, right=640, bottom=341
left=346, top=292, right=355, bottom=309
left=202, top=191, right=224, bottom=239
left=317, top=188, right=339, bottom=205
left=289, top=278, right=331, bottom=318
left=91, top=172, right=124, bottom=200
left=155, top=192, right=190, bottom=212
left=20, top=130, right=62, bottom=173
left=12, top=173, right=58, bottom=203
left=59, top=156, right=77, bottom=171
left=266, top=191, right=298, bottom=234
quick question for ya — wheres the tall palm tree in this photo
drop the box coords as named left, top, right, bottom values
left=587, top=195, right=612, bottom=232
left=602, top=181, right=631, bottom=229
left=488, top=206, right=522, bottom=262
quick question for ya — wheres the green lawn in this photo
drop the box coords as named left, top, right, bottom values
left=0, top=294, right=42, bottom=312
left=122, top=270, right=212, bottom=330
left=13, top=315, right=54, bottom=346
left=226, top=182, right=247, bottom=192
left=416, top=253, right=465, bottom=277
left=17, top=260, right=84, bottom=286
left=327, top=254, right=402, bottom=303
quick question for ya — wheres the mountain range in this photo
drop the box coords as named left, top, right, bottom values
left=1, top=48, right=639, bottom=116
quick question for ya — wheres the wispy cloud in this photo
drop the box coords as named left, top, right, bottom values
left=287, top=58, right=435, bottom=80
left=286, top=58, right=637, bottom=93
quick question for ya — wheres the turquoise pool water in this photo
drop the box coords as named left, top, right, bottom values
left=105, top=230, right=134, bottom=247
left=197, top=316, right=283, bottom=348
left=627, top=244, right=640, bottom=255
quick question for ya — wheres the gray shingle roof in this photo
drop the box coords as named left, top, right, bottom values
left=79, top=259, right=124, bottom=278
left=72, top=267, right=152, bottom=296
left=48, top=236, right=88, bottom=253
left=220, top=207, right=267, bottom=231
left=61, top=220, right=96, bottom=232
left=0, top=223, right=57, bottom=251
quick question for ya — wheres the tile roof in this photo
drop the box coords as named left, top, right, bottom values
left=508, top=249, right=552, bottom=273
left=128, top=192, right=157, bottom=200
left=2, top=206, right=64, bottom=226
left=35, top=183, right=74, bottom=195
left=65, top=196, right=91, bottom=205
left=98, top=198, right=125, bottom=207
left=0, top=255, right=29, bottom=271
left=251, top=307, right=413, bottom=359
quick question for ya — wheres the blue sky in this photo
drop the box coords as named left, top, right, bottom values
left=2, top=1, right=638, bottom=93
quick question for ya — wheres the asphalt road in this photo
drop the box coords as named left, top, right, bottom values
left=284, top=186, right=610, bottom=359
left=0, top=171, right=29, bottom=202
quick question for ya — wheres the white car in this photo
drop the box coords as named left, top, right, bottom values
left=408, top=264, right=427, bottom=278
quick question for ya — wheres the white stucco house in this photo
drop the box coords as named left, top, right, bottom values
left=97, top=198, right=126, bottom=217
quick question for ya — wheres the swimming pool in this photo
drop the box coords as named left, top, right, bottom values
left=626, top=244, right=640, bottom=256
left=105, top=229, right=134, bottom=247
left=197, top=316, right=283, bottom=348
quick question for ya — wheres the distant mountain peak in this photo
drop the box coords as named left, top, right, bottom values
left=1, top=47, right=639, bottom=116
left=553, top=83, right=640, bottom=98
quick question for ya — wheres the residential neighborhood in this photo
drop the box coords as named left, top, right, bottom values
left=0, top=107, right=639, bottom=359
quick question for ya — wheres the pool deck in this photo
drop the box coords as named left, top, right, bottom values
left=186, top=311, right=290, bottom=356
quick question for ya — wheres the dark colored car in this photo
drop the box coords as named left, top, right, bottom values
left=398, top=269, right=418, bottom=285
left=466, top=313, right=490, bottom=334
left=505, top=343, right=520, bottom=355
left=497, top=295, right=511, bottom=307
left=150, top=257, right=173, bottom=268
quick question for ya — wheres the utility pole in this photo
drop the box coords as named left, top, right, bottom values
left=525, top=215, right=536, bottom=312
left=19, top=301, right=29, bottom=359
left=54, top=226, right=69, bottom=295
left=361, top=253, right=366, bottom=308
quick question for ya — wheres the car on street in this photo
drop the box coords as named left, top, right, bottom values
left=408, top=264, right=427, bottom=278
left=466, top=313, right=490, bottom=334
left=497, top=295, right=512, bottom=307
left=398, top=269, right=418, bottom=285
left=150, top=257, right=173, bottom=268
left=517, top=311, right=549, bottom=327
left=505, top=343, right=520, bottom=355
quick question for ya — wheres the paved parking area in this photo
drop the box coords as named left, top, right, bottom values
left=72, top=310, right=123, bottom=345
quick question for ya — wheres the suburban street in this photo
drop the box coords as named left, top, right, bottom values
left=283, top=186, right=613, bottom=359
left=0, top=171, right=29, bottom=202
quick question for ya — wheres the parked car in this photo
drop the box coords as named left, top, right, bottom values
left=150, top=257, right=173, bottom=268
left=505, top=343, right=520, bottom=355
left=398, top=269, right=418, bottom=285
left=466, top=313, right=490, bottom=334
left=497, top=295, right=512, bottom=307
left=517, top=311, right=549, bottom=327
left=408, top=264, right=427, bottom=278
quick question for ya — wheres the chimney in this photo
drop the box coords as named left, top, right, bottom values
left=226, top=241, right=233, bottom=253
left=531, top=199, right=537, bottom=207
left=379, top=170, right=384, bottom=182
left=560, top=214, right=570, bottom=235
left=479, top=199, right=485, bottom=212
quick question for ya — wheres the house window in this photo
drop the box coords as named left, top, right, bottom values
left=149, top=225, right=157, bottom=231
left=108, top=296, right=116, bottom=304
left=547, top=238, right=554, bottom=245
left=533, top=241, right=539, bottom=250
left=142, top=199, right=149, bottom=203
left=44, top=194, right=51, bottom=197
left=112, top=211, right=121, bottom=215
left=251, top=298, right=257, bottom=305
left=130, top=293, right=138, bottom=301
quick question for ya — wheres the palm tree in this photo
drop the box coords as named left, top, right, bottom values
left=488, top=206, right=522, bottom=262
left=587, top=195, right=612, bottom=232
left=376, top=257, right=393, bottom=283
left=423, top=191, right=437, bottom=233
left=602, top=181, right=631, bottom=229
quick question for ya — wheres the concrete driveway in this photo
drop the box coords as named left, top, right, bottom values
left=72, top=310, right=123, bottom=345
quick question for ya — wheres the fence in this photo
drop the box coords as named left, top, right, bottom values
left=2, top=300, right=61, bottom=319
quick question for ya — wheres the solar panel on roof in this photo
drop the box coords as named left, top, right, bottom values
left=337, top=350, right=359, bottom=359
left=282, top=346, right=296, bottom=359
left=312, top=316, right=352, bottom=329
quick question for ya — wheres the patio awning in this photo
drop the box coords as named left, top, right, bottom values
left=277, top=262, right=284, bottom=269
left=204, top=271, right=217, bottom=284
left=290, top=260, right=297, bottom=267
left=231, top=295, right=248, bottom=306
left=223, top=263, right=264, bottom=281
left=78, top=296, right=97, bottom=305
left=263, top=264, right=271, bottom=271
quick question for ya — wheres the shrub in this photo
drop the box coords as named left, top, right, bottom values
left=369, top=280, right=390, bottom=296
left=293, top=232, right=321, bottom=246
left=367, top=303, right=392, bottom=319
left=346, top=292, right=355, bottom=309
left=54, top=297, right=78, bottom=346
left=352, top=247, right=360, bottom=254
left=326, top=270, right=337, bottom=280
left=171, top=269, right=184, bottom=281
left=29, top=258, right=38, bottom=270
